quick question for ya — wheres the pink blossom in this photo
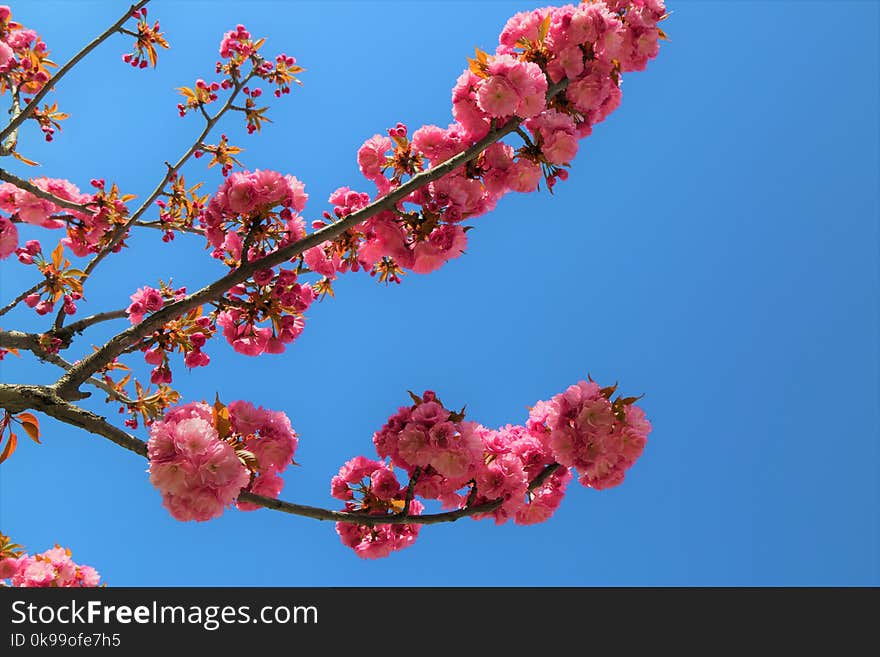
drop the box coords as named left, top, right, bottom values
left=508, top=159, right=542, bottom=193
left=357, top=134, right=391, bottom=180
left=515, top=467, right=572, bottom=525
left=335, top=499, right=424, bottom=559
left=497, top=8, right=551, bottom=52
left=148, top=403, right=250, bottom=522
left=127, top=286, right=164, bottom=324
left=452, top=70, right=491, bottom=140
left=530, top=379, right=651, bottom=491
left=2, top=546, right=102, bottom=587
left=303, top=244, right=341, bottom=278
left=0, top=215, right=17, bottom=258
left=0, top=557, right=21, bottom=579
left=370, top=467, right=402, bottom=501
left=237, top=471, right=285, bottom=511
left=0, top=41, right=13, bottom=68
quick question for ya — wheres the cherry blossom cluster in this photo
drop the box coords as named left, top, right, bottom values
left=200, top=170, right=315, bottom=356
left=0, top=177, right=132, bottom=266
left=333, top=378, right=649, bottom=558
left=0, top=544, right=101, bottom=587
left=331, top=456, right=424, bottom=559
left=120, top=7, right=168, bottom=70
left=147, top=399, right=298, bottom=521
left=527, top=379, right=651, bottom=490
left=15, top=241, right=84, bottom=317
left=126, top=282, right=217, bottom=384
left=178, top=24, right=302, bottom=134
left=0, top=5, right=55, bottom=137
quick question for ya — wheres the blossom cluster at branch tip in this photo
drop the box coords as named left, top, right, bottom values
left=178, top=23, right=302, bottom=133
left=0, top=5, right=58, bottom=140
left=331, top=456, right=424, bottom=559
left=334, top=376, right=649, bottom=558
left=0, top=544, right=101, bottom=588
left=120, top=6, right=169, bottom=70
left=147, top=400, right=298, bottom=521
left=0, top=177, right=133, bottom=278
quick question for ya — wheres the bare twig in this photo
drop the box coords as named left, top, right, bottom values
left=399, top=466, right=421, bottom=517
left=0, top=1, right=151, bottom=145
left=134, top=220, right=203, bottom=236
left=0, top=86, right=22, bottom=156
left=0, top=282, right=42, bottom=318
left=54, top=308, right=128, bottom=339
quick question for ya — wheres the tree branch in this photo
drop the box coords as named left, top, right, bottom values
left=0, top=1, right=150, bottom=145
left=0, top=168, right=94, bottom=214
left=0, top=382, right=563, bottom=527
left=0, top=86, right=22, bottom=156
left=0, top=384, right=146, bottom=454
left=134, top=220, right=203, bottom=236
left=0, top=282, right=42, bottom=318
left=0, top=329, right=41, bottom=352
left=54, top=79, right=569, bottom=399
left=54, top=67, right=260, bottom=333
left=53, top=308, right=128, bottom=340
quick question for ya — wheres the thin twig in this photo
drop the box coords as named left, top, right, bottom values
left=400, top=466, right=421, bottom=517
left=0, top=1, right=150, bottom=145
left=54, top=308, right=128, bottom=338
left=134, top=220, right=203, bottom=236
left=0, top=282, right=42, bottom=318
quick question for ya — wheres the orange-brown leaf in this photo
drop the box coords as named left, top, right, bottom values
left=50, top=242, right=64, bottom=269
left=11, top=151, right=39, bottom=166
left=213, top=394, right=232, bottom=439
left=0, top=433, right=17, bottom=464
left=539, top=13, right=551, bottom=41
left=16, top=412, right=40, bottom=444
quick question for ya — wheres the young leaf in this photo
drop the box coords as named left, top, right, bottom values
left=16, top=412, right=41, bottom=444
left=213, top=394, right=232, bottom=439
left=51, top=242, right=64, bottom=269
left=11, top=151, right=39, bottom=166
left=0, top=433, right=17, bottom=464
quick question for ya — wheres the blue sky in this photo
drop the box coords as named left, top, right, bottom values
left=0, top=1, right=877, bottom=586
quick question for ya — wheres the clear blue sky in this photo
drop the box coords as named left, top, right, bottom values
left=1, top=1, right=877, bottom=586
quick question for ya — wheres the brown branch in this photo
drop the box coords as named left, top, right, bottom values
left=0, top=328, right=41, bottom=352
left=54, top=308, right=128, bottom=340
left=0, top=168, right=94, bottom=214
left=0, top=281, right=42, bottom=318
left=134, top=220, right=203, bottom=236
left=399, top=466, right=421, bottom=517
left=0, top=381, right=564, bottom=526
left=54, top=79, right=570, bottom=399
left=0, top=332, right=130, bottom=402
left=0, top=86, right=22, bottom=156
left=0, top=1, right=150, bottom=145
left=0, top=384, right=146, bottom=455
